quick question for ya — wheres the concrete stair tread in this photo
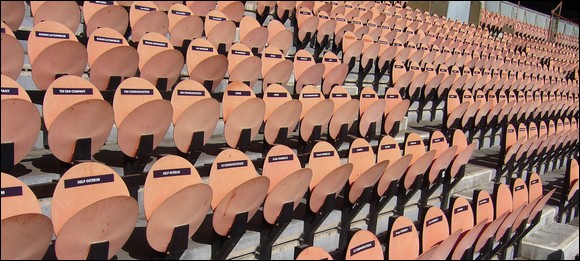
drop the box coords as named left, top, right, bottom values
left=521, top=222, right=579, bottom=260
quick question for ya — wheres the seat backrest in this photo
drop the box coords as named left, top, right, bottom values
left=261, top=46, right=292, bottom=90
left=216, top=1, right=244, bottom=22
left=308, top=141, right=341, bottom=190
left=113, top=77, right=164, bottom=126
left=348, top=138, right=376, bottom=184
left=42, top=76, right=106, bottom=131
left=429, top=131, right=448, bottom=159
left=51, top=162, right=137, bottom=259
left=129, top=1, right=168, bottom=42
left=86, top=27, right=139, bottom=90
left=227, top=43, right=261, bottom=88
left=446, top=89, right=461, bottom=116
left=262, top=145, right=302, bottom=193
left=359, top=87, right=379, bottom=115
left=185, top=1, right=216, bottom=17
left=473, top=189, right=494, bottom=225
left=28, top=21, right=88, bottom=89
left=267, top=19, right=292, bottom=55
left=204, top=10, right=236, bottom=51
left=83, top=1, right=128, bottom=37
left=222, top=81, right=257, bottom=122
left=209, top=149, right=259, bottom=209
left=186, top=38, right=228, bottom=92
left=137, top=32, right=184, bottom=90
left=167, top=4, right=203, bottom=46
left=328, top=85, right=353, bottom=113
left=450, top=196, right=474, bottom=234
left=1, top=22, right=25, bottom=80
left=30, top=1, right=80, bottom=33
left=294, top=49, right=318, bottom=80
left=209, top=149, right=269, bottom=235
left=170, top=80, right=219, bottom=153
left=345, top=230, right=384, bottom=260
left=527, top=172, right=543, bottom=206
left=299, top=85, right=325, bottom=119
left=511, top=178, right=529, bottom=211
left=262, top=83, right=293, bottom=119
left=404, top=132, right=426, bottom=165
left=422, top=206, right=450, bottom=252
left=1, top=173, right=54, bottom=260
left=568, top=158, right=579, bottom=189
left=494, top=183, right=513, bottom=219
left=143, top=155, right=211, bottom=252
left=504, top=124, right=518, bottom=150
left=388, top=216, right=420, bottom=260
left=1, top=75, right=41, bottom=165
left=0, top=1, right=25, bottom=31
left=384, top=88, right=403, bottom=116
left=296, top=246, right=333, bottom=260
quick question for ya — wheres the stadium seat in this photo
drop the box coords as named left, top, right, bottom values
left=170, top=80, right=220, bottom=162
left=51, top=162, right=138, bottom=259
left=1, top=75, right=40, bottom=171
left=87, top=27, right=139, bottom=90
left=42, top=76, right=113, bottom=163
left=143, top=155, right=212, bottom=255
left=1, top=173, right=53, bottom=260
left=186, top=38, right=228, bottom=92
left=28, top=21, right=87, bottom=90
left=208, top=149, right=269, bottom=259
left=222, top=82, right=266, bottom=150
left=82, top=1, right=129, bottom=37
left=0, top=22, right=24, bottom=80
left=129, top=1, right=168, bottom=42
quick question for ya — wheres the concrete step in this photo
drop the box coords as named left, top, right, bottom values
left=520, top=222, right=579, bottom=260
